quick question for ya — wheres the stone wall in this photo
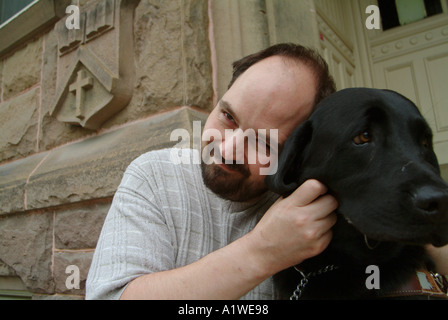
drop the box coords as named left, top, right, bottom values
left=0, top=0, right=324, bottom=299
left=0, top=0, right=212, bottom=299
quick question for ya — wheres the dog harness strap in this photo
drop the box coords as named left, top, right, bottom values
left=290, top=265, right=339, bottom=300
left=382, top=269, right=448, bottom=299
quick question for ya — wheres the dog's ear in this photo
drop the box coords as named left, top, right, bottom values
left=265, top=120, right=313, bottom=197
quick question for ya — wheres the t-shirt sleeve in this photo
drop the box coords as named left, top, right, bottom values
left=85, top=155, right=176, bottom=300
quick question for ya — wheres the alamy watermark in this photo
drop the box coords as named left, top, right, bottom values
left=65, top=5, right=80, bottom=30
left=65, top=265, right=80, bottom=290
left=365, top=265, right=380, bottom=289
left=365, top=5, right=381, bottom=30
left=65, top=4, right=382, bottom=31
left=60, top=2, right=386, bottom=295
left=169, top=121, right=279, bottom=176
left=62, top=2, right=382, bottom=175
left=64, top=263, right=380, bottom=291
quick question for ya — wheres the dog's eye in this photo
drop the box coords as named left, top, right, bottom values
left=421, top=135, right=432, bottom=149
left=353, top=131, right=372, bottom=145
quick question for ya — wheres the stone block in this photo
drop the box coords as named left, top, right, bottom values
left=182, top=0, right=214, bottom=108
left=39, top=111, right=93, bottom=153
left=26, top=107, right=208, bottom=210
left=0, top=152, right=47, bottom=215
left=2, top=38, right=42, bottom=100
left=0, top=260, right=18, bottom=277
left=104, top=0, right=213, bottom=127
left=0, top=87, right=39, bottom=161
left=0, top=211, right=54, bottom=294
left=53, top=251, right=93, bottom=295
left=54, top=201, right=110, bottom=250
left=40, top=29, right=58, bottom=128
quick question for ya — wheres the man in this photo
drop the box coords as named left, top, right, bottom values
left=86, top=43, right=338, bottom=299
left=86, top=43, right=447, bottom=299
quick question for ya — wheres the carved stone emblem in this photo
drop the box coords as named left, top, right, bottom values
left=50, top=0, right=139, bottom=130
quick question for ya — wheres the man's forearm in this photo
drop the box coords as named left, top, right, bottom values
left=120, top=234, right=271, bottom=300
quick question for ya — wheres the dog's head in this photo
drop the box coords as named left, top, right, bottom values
left=266, top=88, right=448, bottom=248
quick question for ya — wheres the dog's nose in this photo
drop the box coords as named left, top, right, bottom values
left=413, top=186, right=448, bottom=219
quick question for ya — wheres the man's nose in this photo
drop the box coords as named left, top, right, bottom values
left=219, top=129, right=245, bottom=164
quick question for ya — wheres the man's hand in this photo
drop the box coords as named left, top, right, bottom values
left=426, top=244, right=448, bottom=275
left=121, top=179, right=337, bottom=300
left=246, top=179, right=338, bottom=275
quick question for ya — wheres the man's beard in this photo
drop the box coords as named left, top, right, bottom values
left=200, top=161, right=267, bottom=202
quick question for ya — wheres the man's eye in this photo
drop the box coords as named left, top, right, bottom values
left=223, top=111, right=235, bottom=122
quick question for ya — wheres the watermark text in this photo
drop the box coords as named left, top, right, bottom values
left=170, top=121, right=278, bottom=176
left=65, top=265, right=80, bottom=290
left=65, top=5, right=80, bottom=30
left=365, top=5, right=381, bottom=30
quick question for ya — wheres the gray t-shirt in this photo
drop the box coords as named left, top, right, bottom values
left=86, top=148, right=280, bottom=299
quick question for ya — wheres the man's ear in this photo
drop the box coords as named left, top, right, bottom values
left=265, top=120, right=313, bottom=197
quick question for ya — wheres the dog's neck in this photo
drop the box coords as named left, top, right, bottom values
left=292, top=218, right=429, bottom=299
left=301, top=219, right=426, bottom=270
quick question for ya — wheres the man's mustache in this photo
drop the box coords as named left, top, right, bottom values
left=211, top=147, right=250, bottom=177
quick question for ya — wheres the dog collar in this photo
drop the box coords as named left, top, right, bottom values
left=381, top=268, right=448, bottom=299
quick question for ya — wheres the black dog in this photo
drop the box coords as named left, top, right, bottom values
left=265, top=88, right=448, bottom=299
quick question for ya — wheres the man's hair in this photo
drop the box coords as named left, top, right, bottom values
left=228, top=43, right=336, bottom=107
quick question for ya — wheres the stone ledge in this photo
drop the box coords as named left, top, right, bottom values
left=0, top=107, right=208, bottom=215
left=0, top=151, right=49, bottom=214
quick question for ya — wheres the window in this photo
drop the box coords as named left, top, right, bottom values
left=0, top=0, right=35, bottom=26
left=0, top=0, right=70, bottom=56
left=0, top=276, right=32, bottom=300
left=378, top=0, right=443, bottom=30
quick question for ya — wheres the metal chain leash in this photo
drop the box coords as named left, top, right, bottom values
left=290, top=264, right=339, bottom=300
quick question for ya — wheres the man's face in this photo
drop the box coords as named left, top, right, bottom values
left=201, top=56, right=317, bottom=202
